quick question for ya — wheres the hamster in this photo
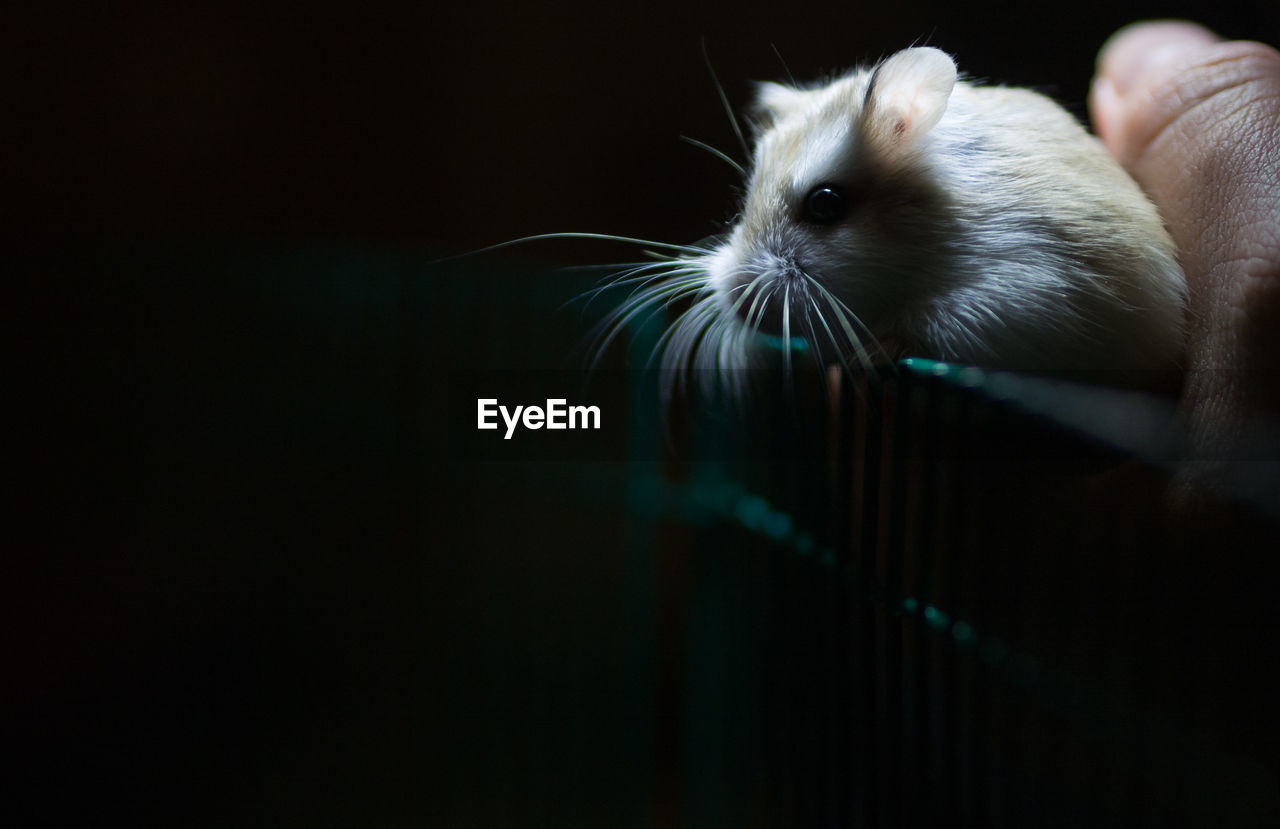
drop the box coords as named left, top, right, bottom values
left=616, top=46, right=1186, bottom=386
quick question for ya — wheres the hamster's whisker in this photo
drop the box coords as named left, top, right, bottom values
left=586, top=278, right=709, bottom=371
left=749, top=284, right=781, bottom=340
left=806, top=293, right=862, bottom=384
left=438, top=232, right=710, bottom=264
left=596, top=270, right=707, bottom=313
left=606, top=263, right=708, bottom=302
left=781, top=284, right=793, bottom=377
left=719, top=319, right=750, bottom=400
left=592, top=278, right=702, bottom=337
left=725, top=273, right=767, bottom=324
left=578, top=260, right=671, bottom=290
left=569, top=262, right=703, bottom=312
left=679, top=135, right=747, bottom=176
left=591, top=258, right=686, bottom=284
left=770, top=43, right=798, bottom=87
left=799, top=274, right=864, bottom=363
left=701, top=39, right=751, bottom=164
left=741, top=273, right=778, bottom=333
left=691, top=303, right=730, bottom=389
left=639, top=250, right=687, bottom=262
left=827, top=299, right=879, bottom=377
left=658, top=307, right=703, bottom=405
left=801, top=273, right=890, bottom=371
left=798, top=301, right=833, bottom=373
left=674, top=297, right=728, bottom=378
left=649, top=294, right=719, bottom=372
left=560, top=262, right=658, bottom=271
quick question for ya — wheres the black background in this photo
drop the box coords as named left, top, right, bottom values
left=6, top=2, right=1278, bottom=826
left=7, top=2, right=1275, bottom=251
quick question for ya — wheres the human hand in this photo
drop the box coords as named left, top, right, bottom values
left=1089, top=20, right=1280, bottom=501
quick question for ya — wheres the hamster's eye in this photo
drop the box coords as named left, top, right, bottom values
left=803, top=185, right=847, bottom=224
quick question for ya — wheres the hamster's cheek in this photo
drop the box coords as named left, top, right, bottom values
left=706, top=245, right=740, bottom=295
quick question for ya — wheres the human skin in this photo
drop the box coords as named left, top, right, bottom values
left=1089, top=20, right=1280, bottom=497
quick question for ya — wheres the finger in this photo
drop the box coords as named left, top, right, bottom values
left=1098, top=21, right=1221, bottom=95
left=1089, top=21, right=1221, bottom=152
left=1089, top=21, right=1280, bottom=272
left=1091, top=21, right=1280, bottom=485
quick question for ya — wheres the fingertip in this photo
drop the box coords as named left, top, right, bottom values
left=1097, top=20, right=1222, bottom=95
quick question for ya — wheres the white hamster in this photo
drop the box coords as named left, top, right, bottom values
left=618, top=46, right=1186, bottom=384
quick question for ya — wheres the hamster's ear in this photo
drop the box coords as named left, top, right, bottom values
left=751, top=81, right=808, bottom=129
left=861, top=47, right=956, bottom=146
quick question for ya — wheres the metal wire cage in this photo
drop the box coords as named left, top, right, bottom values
left=421, top=251, right=1280, bottom=828
left=613, top=324, right=1280, bottom=829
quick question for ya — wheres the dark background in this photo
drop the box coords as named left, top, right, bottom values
left=6, top=2, right=1278, bottom=826
left=7, top=2, right=1276, bottom=251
